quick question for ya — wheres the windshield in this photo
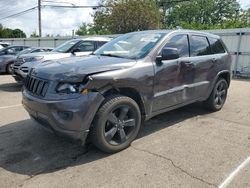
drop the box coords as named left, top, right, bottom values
left=53, top=39, right=80, bottom=53
left=94, top=32, right=166, bottom=59
left=17, top=48, right=35, bottom=56
left=0, top=46, right=9, bottom=52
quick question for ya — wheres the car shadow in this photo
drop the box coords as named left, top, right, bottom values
left=0, top=103, right=211, bottom=176
left=0, top=82, right=23, bottom=92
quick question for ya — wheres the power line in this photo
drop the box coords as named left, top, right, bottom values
left=0, top=3, right=105, bottom=21
left=42, top=0, right=75, bottom=6
left=0, top=2, right=37, bottom=16
left=0, top=6, right=38, bottom=21
left=42, top=5, right=105, bottom=9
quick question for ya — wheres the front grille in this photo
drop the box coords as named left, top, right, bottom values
left=25, top=75, right=49, bottom=97
left=20, top=67, right=29, bottom=73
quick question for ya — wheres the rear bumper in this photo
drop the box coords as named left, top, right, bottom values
left=22, top=89, right=105, bottom=143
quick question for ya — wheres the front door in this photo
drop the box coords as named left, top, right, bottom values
left=152, top=34, right=190, bottom=112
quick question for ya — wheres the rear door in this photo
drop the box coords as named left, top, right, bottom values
left=186, top=35, right=216, bottom=100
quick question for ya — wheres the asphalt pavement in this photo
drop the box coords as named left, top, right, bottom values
left=0, top=75, right=250, bottom=188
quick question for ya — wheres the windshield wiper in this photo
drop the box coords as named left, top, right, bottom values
left=98, top=53, right=124, bottom=58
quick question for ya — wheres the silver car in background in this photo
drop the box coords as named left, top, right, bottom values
left=12, top=37, right=112, bottom=82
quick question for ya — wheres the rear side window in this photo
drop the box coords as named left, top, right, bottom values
left=33, top=49, right=42, bottom=52
left=164, top=34, right=189, bottom=57
left=208, top=37, right=225, bottom=54
left=97, top=41, right=107, bottom=49
left=190, top=35, right=210, bottom=56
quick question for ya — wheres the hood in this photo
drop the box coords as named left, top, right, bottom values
left=0, top=55, right=16, bottom=63
left=31, top=55, right=136, bottom=82
left=19, top=51, right=72, bottom=61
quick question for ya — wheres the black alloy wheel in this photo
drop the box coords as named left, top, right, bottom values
left=214, top=80, right=227, bottom=109
left=105, top=104, right=137, bottom=145
left=204, top=78, right=228, bottom=111
left=92, top=95, right=141, bottom=153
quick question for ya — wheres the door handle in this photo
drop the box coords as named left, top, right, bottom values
left=180, top=61, right=193, bottom=65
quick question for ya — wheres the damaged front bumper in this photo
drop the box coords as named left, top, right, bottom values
left=22, top=89, right=105, bottom=144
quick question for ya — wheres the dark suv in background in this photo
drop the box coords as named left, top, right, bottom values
left=0, top=46, right=30, bottom=73
left=22, top=30, right=231, bottom=153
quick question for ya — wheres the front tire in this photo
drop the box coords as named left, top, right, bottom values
left=204, top=78, right=228, bottom=111
left=91, top=95, right=141, bottom=153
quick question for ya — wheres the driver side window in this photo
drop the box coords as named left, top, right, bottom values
left=163, top=34, right=189, bottom=58
left=74, top=41, right=95, bottom=52
left=7, top=47, right=16, bottom=54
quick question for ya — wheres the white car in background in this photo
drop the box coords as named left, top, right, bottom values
left=0, top=42, right=10, bottom=49
left=12, top=37, right=112, bottom=82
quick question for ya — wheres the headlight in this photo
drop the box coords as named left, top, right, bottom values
left=23, top=56, right=44, bottom=62
left=56, top=83, right=88, bottom=94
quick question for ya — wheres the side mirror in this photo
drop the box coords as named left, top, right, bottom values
left=156, top=47, right=179, bottom=63
left=71, top=48, right=81, bottom=55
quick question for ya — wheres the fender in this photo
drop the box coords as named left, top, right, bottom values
left=205, top=70, right=231, bottom=100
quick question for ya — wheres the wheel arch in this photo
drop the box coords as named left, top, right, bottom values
left=102, top=87, right=146, bottom=119
left=217, top=71, right=231, bottom=87
left=204, top=70, right=231, bottom=101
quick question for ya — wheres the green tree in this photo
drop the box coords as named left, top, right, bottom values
left=76, top=22, right=89, bottom=35
left=163, top=0, right=244, bottom=29
left=11, top=29, right=26, bottom=38
left=240, top=8, right=250, bottom=25
left=92, top=0, right=161, bottom=34
left=0, top=26, right=26, bottom=38
left=30, top=30, right=39, bottom=38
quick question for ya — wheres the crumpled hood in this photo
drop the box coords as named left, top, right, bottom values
left=31, top=55, right=137, bottom=82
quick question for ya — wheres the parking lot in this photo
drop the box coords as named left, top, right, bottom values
left=0, top=74, right=249, bottom=188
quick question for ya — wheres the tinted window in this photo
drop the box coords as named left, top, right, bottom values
left=53, top=40, right=80, bottom=53
left=6, top=47, right=17, bottom=54
left=163, top=35, right=189, bottom=57
left=190, top=36, right=210, bottom=56
left=97, top=41, right=107, bottom=49
left=33, top=49, right=43, bottom=53
left=209, top=37, right=225, bottom=54
left=14, top=46, right=23, bottom=51
left=75, top=41, right=95, bottom=52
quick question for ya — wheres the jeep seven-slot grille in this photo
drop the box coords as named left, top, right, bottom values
left=25, top=75, right=49, bottom=97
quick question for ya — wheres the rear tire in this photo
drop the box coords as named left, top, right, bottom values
left=204, top=78, right=228, bottom=111
left=91, top=95, right=141, bottom=153
left=6, top=63, right=13, bottom=74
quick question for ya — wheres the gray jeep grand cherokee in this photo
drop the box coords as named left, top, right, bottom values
left=22, top=30, right=231, bottom=153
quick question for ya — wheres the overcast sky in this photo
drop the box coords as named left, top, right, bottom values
left=0, top=0, right=249, bottom=37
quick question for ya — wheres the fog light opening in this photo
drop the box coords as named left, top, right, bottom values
left=57, top=111, right=73, bottom=121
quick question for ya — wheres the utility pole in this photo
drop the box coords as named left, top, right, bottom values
left=38, top=0, right=42, bottom=37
